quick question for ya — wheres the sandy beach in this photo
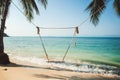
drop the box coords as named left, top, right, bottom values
left=0, top=0, right=120, bottom=79
left=0, top=57, right=120, bottom=80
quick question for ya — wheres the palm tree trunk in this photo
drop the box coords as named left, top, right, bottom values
left=0, top=0, right=11, bottom=64
left=0, top=0, right=11, bottom=54
left=0, top=19, right=5, bottom=54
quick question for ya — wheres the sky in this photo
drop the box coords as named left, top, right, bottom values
left=4, top=0, right=120, bottom=37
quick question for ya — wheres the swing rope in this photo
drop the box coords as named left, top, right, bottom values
left=11, top=0, right=104, bottom=62
left=36, top=27, right=49, bottom=62
left=62, top=40, right=71, bottom=61
left=37, top=26, right=79, bottom=62
left=62, top=27, right=79, bottom=61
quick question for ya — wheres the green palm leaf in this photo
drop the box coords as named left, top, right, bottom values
left=38, top=0, right=47, bottom=9
left=21, top=0, right=34, bottom=21
left=0, top=0, right=47, bottom=56
left=113, top=0, right=120, bottom=16
left=86, top=0, right=107, bottom=26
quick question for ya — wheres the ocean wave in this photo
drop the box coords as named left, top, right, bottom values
left=10, top=55, right=120, bottom=76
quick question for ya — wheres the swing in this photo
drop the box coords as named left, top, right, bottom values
left=36, top=26, right=79, bottom=63
left=11, top=0, right=105, bottom=63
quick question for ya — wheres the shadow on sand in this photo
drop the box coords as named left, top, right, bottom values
left=0, top=62, right=120, bottom=80
left=33, top=74, right=120, bottom=80
left=0, top=62, right=75, bottom=72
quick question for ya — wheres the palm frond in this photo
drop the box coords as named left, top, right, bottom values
left=0, top=0, right=6, bottom=16
left=0, top=0, right=11, bottom=18
left=20, top=0, right=47, bottom=21
left=113, top=0, right=120, bottom=16
left=0, top=0, right=6, bottom=6
left=21, top=0, right=34, bottom=21
left=38, top=0, right=47, bottom=9
left=30, top=0, right=39, bottom=14
left=86, top=0, right=107, bottom=26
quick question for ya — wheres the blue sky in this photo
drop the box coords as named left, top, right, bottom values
left=5, top=0, right=120, bottom=37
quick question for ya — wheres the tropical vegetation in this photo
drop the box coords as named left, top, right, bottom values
left=86, top=0, right=120, bottom=26
left=0, top=0, right=47, bottom=64
left=0, top=0, right=120, bottom=64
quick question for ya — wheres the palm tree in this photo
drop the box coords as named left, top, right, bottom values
left=86, top=0, right=120, bottom=26
left=0, top=0, right=47, bottom=64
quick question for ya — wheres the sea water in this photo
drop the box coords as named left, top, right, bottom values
left=4, top=37, right=120, bottom=75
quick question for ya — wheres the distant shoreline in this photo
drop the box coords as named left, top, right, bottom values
left=4, top=35, right=120, bottom=38
left=4, top=33, right=9, bottom=37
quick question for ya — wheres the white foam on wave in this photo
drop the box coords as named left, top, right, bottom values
left=11, top=55, right=48, bottom=65
left=50, top=62, right=120, bottom=76
left=10, top=55, right=120, bottom=76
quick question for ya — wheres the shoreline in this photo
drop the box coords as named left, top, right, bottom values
left=0, top=56, right=120, bottom=80
left=9, top=55, right=120, bottom=76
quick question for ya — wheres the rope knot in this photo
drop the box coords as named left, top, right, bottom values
left=36, top=26, right=40, bottom=34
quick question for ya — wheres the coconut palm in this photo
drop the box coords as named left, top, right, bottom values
left=0, top=0, right=47, bottom=64
left=86, top=0, right=120, bottom=26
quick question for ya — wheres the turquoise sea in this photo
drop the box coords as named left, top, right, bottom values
left=4, top=37, right=120, bottom=75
